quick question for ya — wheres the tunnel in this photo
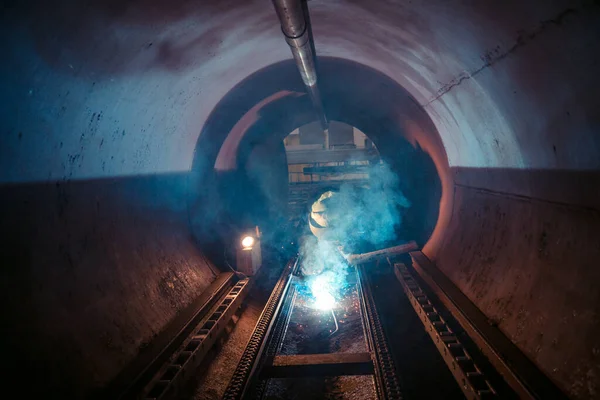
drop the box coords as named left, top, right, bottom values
left=1, top=0, right=599, bottom=398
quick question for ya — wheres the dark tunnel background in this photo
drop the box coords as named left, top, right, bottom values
left=1, top=0, right=600, bottom=398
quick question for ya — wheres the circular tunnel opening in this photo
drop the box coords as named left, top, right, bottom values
left=190, top=57, right=451, bottom=264
left=284, top=120, right=421, bottom=254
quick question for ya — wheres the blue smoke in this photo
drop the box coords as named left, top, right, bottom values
left=300, top=161, right=411, bottom=306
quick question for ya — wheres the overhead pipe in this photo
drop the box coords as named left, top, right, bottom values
left=271, top=0, right=329, bottom=133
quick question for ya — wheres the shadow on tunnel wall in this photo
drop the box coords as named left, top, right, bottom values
left=0, top=173, right=219, bottom=399
left=3, top=0, right=273, bottom=76
left=385, top=143, right=441, bottom=247
left=187, top=70, right=313, bottom=263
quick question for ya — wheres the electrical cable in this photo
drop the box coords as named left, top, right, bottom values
left=330, top=309, right=339, bottom=336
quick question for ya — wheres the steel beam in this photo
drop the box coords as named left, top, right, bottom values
left=262, top=352, right=374, bottom=378
left=347, top=241, right=418, bottom=265
left=286, top=148, right=380, bottom=165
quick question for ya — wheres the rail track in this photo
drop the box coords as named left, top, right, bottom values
left=223, top=256, right=405, bottom=400
left=140, top=276, right=252, bottom=400
left=222, top=252, right=501, bottom=400
left=136, top=250, right=565, bottom=400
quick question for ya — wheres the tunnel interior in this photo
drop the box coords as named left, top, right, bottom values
left=1, top=0, right=600, bottom=398
left=190, top=58, right=445, bottom=260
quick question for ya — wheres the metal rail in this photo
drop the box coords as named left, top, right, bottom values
left=357, top=265, right=404, bottom=400
left=409, top=251, right=567, bottom=399
left=223, top=250, right=549, bottom=400
left=394, top=263, right=496, bottom=399
left=243, top=283, right=297, bottom=399
left=111, top=273, right=235, bottom=400
left=222, top=257, right=299, bottom=400
left=225, top=257, right=403, bottom=400
left=131, top=248, right=559, bottom=400
left=143, top=278, right=252, bottom=400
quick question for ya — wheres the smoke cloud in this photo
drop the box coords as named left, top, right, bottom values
left=299, top=236, right=349, bottom=308
left=307, top=161, right=410, bottom=252
left=301, top=161, right=411, bottom=302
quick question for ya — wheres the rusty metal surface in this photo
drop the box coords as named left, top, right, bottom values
left=248, top=283, right=299, bottom=399
left=259, top=266, right=376, bottom=399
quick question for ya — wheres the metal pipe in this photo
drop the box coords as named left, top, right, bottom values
left=346, top=241, right=419, bottom=265
left=272, top=0, right=328, bottom=130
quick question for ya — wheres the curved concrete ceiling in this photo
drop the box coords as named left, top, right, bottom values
left=2, top=0, right=598, bottom=183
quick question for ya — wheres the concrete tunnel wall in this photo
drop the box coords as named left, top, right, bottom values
left=1, top=0, right=600, bottom=398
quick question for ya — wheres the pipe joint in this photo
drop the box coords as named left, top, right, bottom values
left=272, top=0, right=306, bottom=38
left=286, top=34, right=317, bottom=87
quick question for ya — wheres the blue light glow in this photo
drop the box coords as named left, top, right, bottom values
left=309, top=273, right=337, bottom=310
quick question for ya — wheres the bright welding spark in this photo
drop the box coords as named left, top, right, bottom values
left=314, top=290, right=336, bottom=310
left=309, top=273, right=337, bottom=310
